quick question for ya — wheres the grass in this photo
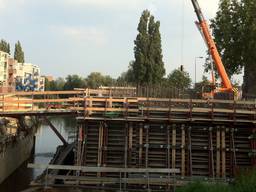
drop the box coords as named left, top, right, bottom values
left=177, top=170, right=256, bottom=192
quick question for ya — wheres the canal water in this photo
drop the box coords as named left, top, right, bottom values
left=0, top=116, right=77, bottom=192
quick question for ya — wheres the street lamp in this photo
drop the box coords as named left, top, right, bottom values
left=194, top=56, right=204, bottom=86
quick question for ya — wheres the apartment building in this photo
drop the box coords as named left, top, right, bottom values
left=0, top=51, right=45, bottom=92
left=0, top=51, right=15, bottom=93
left=0, top=51, right=9, bottom=85
left=15, top=63, right=45, bottom=91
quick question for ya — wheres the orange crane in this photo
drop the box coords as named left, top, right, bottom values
left=191, top=0, right=237, bottom=99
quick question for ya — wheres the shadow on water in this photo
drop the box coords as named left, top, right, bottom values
left=0, top=116, right=77, bottom=192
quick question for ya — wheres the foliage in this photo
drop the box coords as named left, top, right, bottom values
left=177, top=182, right=230, bottom=192
left=210, top=0, right=256, bottom=96
left=0, top=39, right=10, bottom=54
left=45, top=77, right=65, bottom=91
left=167, top=69, right=192, bottom=90
left=63, top=75, right=86, bottom=90
left=177, top=170, right=256, bottom=192
left=116, top=61, right=135, bottom=85
left=85, top=72, right=115, bottom=89
left=14, top=41, right=25, bottom=63
left=132, top=10, right=165, bottom=85
left=45, top=73, right=117, bottom=91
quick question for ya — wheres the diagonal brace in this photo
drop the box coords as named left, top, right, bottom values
left=42, top=116, right=68, bottom=146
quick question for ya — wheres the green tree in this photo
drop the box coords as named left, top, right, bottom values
left=210, top=0, right=256, bottom=96
left=132, top=10, right=165, bottom=85
left=55, top=77, right=65, bottom=90
left=117, top=61, right=135, bottom=85
left=14, top=41, right=25, bottom=63
left=45, top=78, right=57, bottom=91
left=85, top=72, right=115, bottom=89
left=63, top=75, right=86, bottom=90
left=167, top=69, right=192, bottom=90
left=0, top=39, right=10, bottom=54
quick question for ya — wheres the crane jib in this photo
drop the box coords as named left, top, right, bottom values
left=191, top=0, right=205, bottom=22
left=190, top=0, right=233, bottom=92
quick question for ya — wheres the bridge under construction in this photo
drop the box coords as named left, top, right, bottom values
left=1, top=88, right=256, bottom=191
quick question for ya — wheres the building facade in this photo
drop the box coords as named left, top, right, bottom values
left=15, top=63, right=45, bottom=91
left=0, top=51, right=15, bottom=93
left=0, top=51, right=45, bottom=92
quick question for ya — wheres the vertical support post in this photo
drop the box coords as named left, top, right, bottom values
left=82, top=120, right=88, bottom=167
left=221, top=126, right=226, bottom=178
left=84, top=96, right=87, bottom=117
left=139, top=123, right=143, bottom=167
left=145, top=124, right=149, bottom=169
left=18, top=95, right=20, bottom=110
left=230, top=128, right=237, bottom=177
left=216, top=126, right=221, bottom=178
left=32, top=93, right=34, bottom=111
left=181, top=124, right=186, bottom=177
left=124, top=122, right=128, bottom=191
left=209, top=127, right=215, bottom=178
left=88, top=97, right=92, bottom=116
left=97, top=122, right=104, bottom=177
left=172, top=124, right=176, bottom=170
left=167, top=125, right=171, bottom=190
left=102, top=122, right=108, bottom=168
left=188, top=126, right=193, bottom=176
left=2, top=95, right=4, bottom=111
left=145, top=123, right=150, bottom=192
left=128, top=122, right=133, bottom=166
left=76, top=124, right=83, bottom=176
left=108, top=97, right=113, bottom=108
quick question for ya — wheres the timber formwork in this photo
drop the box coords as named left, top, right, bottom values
left=72, top=97, right=256, bottom=191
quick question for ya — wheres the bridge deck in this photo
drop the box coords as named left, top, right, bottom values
left=1, top=90, right=256, bottom=191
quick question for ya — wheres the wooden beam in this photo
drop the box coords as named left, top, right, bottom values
left=181, top=125, right=186, bottom=177
left=216, top=126, right=221, bottom=178
left=221, top=127, right=226, bottom=178
left=28, top=164, right=180, bottom=173
left=172, top=124, right=176, bottom=170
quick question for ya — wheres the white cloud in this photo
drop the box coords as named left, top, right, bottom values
left=0, top=0, right=28, bottom=13
left=51, top=25, right=108, bottom=47
left=0, top=0, right=7, bottom=10
left=147, top=3, right=157, bottom=15
left=198, top=0, right=219, bottom=18
left=65, top=0, right=145, bottom=9
left=182, top=0, right=219, bottom=18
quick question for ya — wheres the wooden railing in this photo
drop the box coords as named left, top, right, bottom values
left=0, top=90, right=255, bottom=123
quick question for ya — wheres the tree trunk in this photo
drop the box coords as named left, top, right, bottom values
left=242, top=63, right=256, bottom=98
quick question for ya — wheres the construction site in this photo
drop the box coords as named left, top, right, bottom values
left=0, top=86, right=254, bottom=191
left=1, top=0, right=256, bottom=192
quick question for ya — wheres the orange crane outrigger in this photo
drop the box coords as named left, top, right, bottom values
left=191, top=0, right=237, bottom=99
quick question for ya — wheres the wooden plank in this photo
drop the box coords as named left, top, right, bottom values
left=28, top=164, right=180, bottom=173
left=128, top=123, right=133, bottom=165
left=172, top=124, right=176, bottom=170
left=139, top=123, right=143, bottom=167
left=181, top=125, right=186, bottom=177
left=221, top=127, right=226, bottom=178
left=216, top=127, right=221, bottom=177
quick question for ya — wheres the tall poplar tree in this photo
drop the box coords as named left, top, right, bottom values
left=132, top=10, right=165, bottom=85
left=14, top=41, right=25, bottom=63
left=0, top=39, right=10, bottom=54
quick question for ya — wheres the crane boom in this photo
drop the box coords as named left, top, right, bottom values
left=191, top=0, right=233, bottom=92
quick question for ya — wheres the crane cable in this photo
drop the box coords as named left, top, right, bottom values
left=180, top=0, right=185, bottom=68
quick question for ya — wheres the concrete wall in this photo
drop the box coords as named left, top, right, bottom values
left=0, top=134, right=34, bottom=184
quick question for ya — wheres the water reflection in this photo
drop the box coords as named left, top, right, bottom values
left=0, top=116, right=77, bottom=192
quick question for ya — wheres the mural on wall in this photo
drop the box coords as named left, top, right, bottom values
left=15, top=73, right=38, bottom=91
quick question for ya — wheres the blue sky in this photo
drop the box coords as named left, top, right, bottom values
left=0, top=0, right=220, bottom=82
